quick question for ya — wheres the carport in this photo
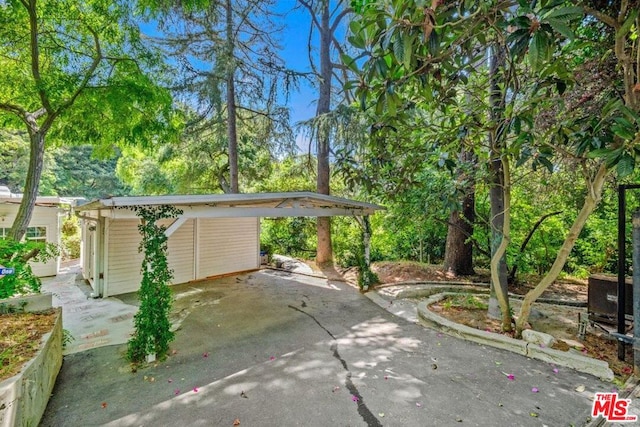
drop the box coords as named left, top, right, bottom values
left=76, top=192, right=382, bottom=297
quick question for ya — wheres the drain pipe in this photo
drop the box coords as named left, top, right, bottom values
left=633, top=210, right=640, bottom=374
left=618, top=185, right=627, bottom=360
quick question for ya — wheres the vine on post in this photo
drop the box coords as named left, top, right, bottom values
left=127, top=205, right=183, bottom=364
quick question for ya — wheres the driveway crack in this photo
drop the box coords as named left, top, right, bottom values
left=288, top=305, right=383, bottom=427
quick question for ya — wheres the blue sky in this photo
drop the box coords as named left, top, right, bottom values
left=140, top=1, right=345, bottom=151
left=275, top=1, right=318, bottom=124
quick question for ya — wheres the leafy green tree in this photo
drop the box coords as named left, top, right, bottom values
left=148, top=0, right=295, bottom=193
left=512, top=1, right=640, bottom=335
left=0, top=238, right=58, bottom=299
left=116, top=147, right=177, bottom=195
left=298, top=0, right=355, bottom=264
left=52, top=146, right=130, bottom=199
left=348, top=0, right=639, bottom=335
left=0, top=130, right=56, bottom=195
left=252, top=155, right=315, bottom=259
left=1, top=132, right=130, bottom=198
left=0, top=0, right=177, bottom=241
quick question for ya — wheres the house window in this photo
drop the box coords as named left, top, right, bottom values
left=26, top=227, right=47, bottom=243
left=0, top=227, right=47, bottom=242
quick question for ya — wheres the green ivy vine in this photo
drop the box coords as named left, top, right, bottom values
left=127, top=205, right=183, bottom=364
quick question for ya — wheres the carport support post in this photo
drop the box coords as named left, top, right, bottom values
left=363, top=215, right=371, bottom=269
left=633, top=210, right=640, bottom=374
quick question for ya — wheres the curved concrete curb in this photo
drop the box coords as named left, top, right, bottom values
left=377, top=282, right=587, bottom=307
left=417, top=292, right=613, bottom=381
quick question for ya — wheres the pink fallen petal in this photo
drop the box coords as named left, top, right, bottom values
left=269, top=356, right=276, bottom=361
left=539, top=343, right=546, bottom=348
left=168, top=378, right=173, bottom=383
left=193, top=387, right=199, bottom=393
left=507, top=374, right=515, bottom=381
left=416, top=402, right=422, bottom=407
left=531, top=387, right=539, bottom=393
left=352, top=395, right=359, bottom=402
left=384, top=376, right=388, bottom=380
left=552, top=368, right=559, bottom=374
left=203, top=352, right=209, bottom=358
left=174, top=389, right=180, bottom=395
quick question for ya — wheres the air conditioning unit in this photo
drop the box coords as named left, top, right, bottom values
left=588, top=274, right=633, bottom=325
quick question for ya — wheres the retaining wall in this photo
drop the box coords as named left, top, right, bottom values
left=0, top=294, right=62, bottom=427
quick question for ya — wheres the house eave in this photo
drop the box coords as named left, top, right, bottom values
left=76, top=192, right=383, bottom=217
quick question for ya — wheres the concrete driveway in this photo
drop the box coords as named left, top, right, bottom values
left=40, top=268, right=609, bottom=426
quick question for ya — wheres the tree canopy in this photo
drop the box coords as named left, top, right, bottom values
left=0, top=0, right=177, bottom=239
left=1, top=0, right=638, bottom=337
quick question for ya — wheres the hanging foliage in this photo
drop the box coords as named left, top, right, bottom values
left=127, top=205, right=183, bottom=364
left=0, top=239, right=58, bottom=299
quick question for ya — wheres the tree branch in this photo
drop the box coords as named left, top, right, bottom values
left=298, top=0, right=323, bottom=31
left=583, top=6, right=617, bottom=28
left=47, top=25, right=104, bottom=131
left=26, top=0, right=53, bottom=114
left=508, top=211, right=563, bottom=282
left=0, top=102, right=27, bottom=118
left=331, top=61, right=348, bottom=71
left=330, top=7, right=352, bottom=34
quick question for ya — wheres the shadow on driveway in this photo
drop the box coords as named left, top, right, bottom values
left=41, top=269, right=608, bottom=426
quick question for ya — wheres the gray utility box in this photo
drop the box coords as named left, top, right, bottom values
left=587, top=274, right=633, bottom=325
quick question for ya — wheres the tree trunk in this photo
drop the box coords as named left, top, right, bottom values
left=10, top=130, right=45, bottom=241
left=515, top=163, right=608, bottom=337
left=490, top=157, right=512, bottom=332
left=443, top=207, right=475, bottom=275
left=443, top=149, right=475, bottom=275
left=487, top=43, right=509, bottom=321
left=225, top=0, right=239, bottom=193
left=315, top=0, right=332, bottom=264
left=488, top=153, right=509, bottom=318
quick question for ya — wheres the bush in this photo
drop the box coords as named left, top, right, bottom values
left=60, top=216, right=81, bottom=260
left=61, top=234, right=81, bottom=260
left=260, top=217, right=316, bottom=259
left=0, top=238, right=58, bottom=299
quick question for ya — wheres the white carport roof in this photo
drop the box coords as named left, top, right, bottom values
left=76, top=191, right=383, bottom=219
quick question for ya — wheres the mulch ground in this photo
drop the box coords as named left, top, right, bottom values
left=0, top=309, right=58, bottom=381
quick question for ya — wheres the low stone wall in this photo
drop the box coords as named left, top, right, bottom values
left=0, top=306, right=62, bottom=427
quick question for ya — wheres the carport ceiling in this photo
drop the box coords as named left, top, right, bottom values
left=76, top=191, right=383, bottom=219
